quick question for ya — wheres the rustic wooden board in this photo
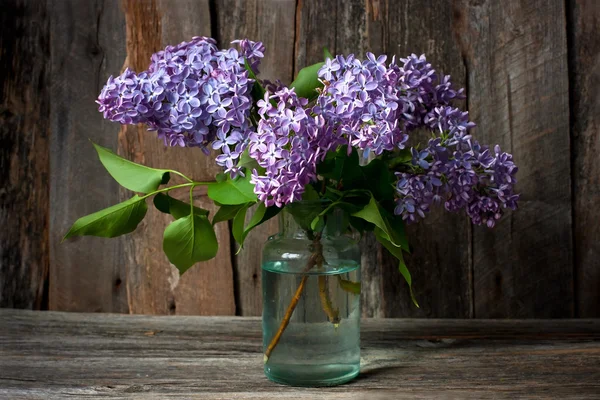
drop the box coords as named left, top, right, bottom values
left=118, top=0, right=235, bottom=316
left=214, top=0, right=296, bottom=316
left=49, top=0, right=130, bottom=313
left=0, top=1, right=50, bottom=309
left=455, top=1, right=574, bottom=317
left=1, top=0, right=596, bottom=318
left=1, top=310, right=599, bottom=399
left=568, top=0, right=600, bottom=317
left=383, top=0, right=472, bottom=318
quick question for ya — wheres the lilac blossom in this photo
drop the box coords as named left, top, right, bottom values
left=248, top=88, right=344, bottom=207
left=96, top=36, right=264, bottom=174
left=394, top=125, right=519, bottom=227
left=314, top=53, right=464, bottom=157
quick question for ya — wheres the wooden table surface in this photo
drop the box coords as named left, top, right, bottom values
left=1, top=310, right=599, bottom=399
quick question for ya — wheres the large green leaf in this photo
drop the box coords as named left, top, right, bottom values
left=207, top=174, right=257, bottom=205
left=92, top=142, right=170, bottom=193
left=240, top=203, right=281, bottom=246
left=153, top=193, right=208, bottom=220
left=163, top=214, right=218, bottom=274
left=374, top=227, right=418, bottom=307
left=290, top=61, right=325, bottom=100
left=63, top=195, right=147, bottom=240
left=352, top=196, right=407, bottom=249
left=212, top=203, right=248, bottom=224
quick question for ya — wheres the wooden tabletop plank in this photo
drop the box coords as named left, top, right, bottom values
left=1, top=310, right=599, bottom=399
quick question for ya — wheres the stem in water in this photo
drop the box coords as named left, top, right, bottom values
left=264, top=233, right=324, bottom=364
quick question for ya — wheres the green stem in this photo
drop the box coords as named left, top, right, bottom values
left=189, top=185, right=195, bottom=216
left=139, top=183, right=193, bottom=200
left=168, top=170, right=194, bottom=183
left=138, top=180, right=212, bottom=201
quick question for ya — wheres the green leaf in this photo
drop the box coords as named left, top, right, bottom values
left=240, top=203, right=281, bottom=246
left=237, top=148, right=265, bottom=175
left=287, top=184, right=324, bottom=231
left=361, top=159, right=395, bottom=200
left=320, top=146, right=396, bottom=203
left=286, top=200, right=327, bottom=232
left=352, top=196, right=407, bottom=249
left=335, top=146, right=364, bottom=186
left=316, top=151, right=337, bottom=177
left=92, top=142, right=170, bottom=193
left=386, top=149, right=413, bottom=168
left=323, top=47, right=334, bottom=60
left=232, top=204, right=251, bottom=249
left=215, top=173, right=228, bottom=183
left=290, top=61, right=325, bottom=100
left=310, top=215, right=325, bottom=231
left=163, top=214, right=218, bottom=274
left=374, top=228, right=418, bottom=307
left=208, top=174, right=257, bottom=205
left=302, top=183, right=321, bottom=201
left=349, top=215, right=372, bottom=235
left=213, top=203, right=248, bottom=224
left=324, top=186, right=344, bottom=201
left=153, top=193, right=208, bottom=220
left=64, top=195, right=147, bottom=240
left=398, top=256, right=419, bottom=308
left=337, top=276, right=361, bottom=295
left=386, top=214, right=410, bottom=253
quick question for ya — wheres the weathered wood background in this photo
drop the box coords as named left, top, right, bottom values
left=0, top=0, right=597, bottom=318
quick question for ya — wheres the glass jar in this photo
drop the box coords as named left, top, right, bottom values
left=261, top=204, right=361, bottom=387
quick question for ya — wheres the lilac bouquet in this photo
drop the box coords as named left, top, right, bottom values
left=65, top=37, right=519, bottom=301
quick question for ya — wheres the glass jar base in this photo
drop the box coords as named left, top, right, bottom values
left=264, top=364, right=360, bottom=387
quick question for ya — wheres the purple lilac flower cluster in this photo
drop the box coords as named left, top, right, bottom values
left=96, top=37, right=265, bottom=176
left=314, top=53, right=464, bottom=156
left=248, top=88, right=344, bottom=207
left=316, top=52, right=517, bottom=226
left=394, top=107, right=519, bottom=227
left=96, top=38, right=518, bottom=226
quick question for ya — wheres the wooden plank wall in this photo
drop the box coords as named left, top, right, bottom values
left=0, top=0, right=597, bottom=318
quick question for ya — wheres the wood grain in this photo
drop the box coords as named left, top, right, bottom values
left=568, top=0, right=600, bottom=317
left=1, top=310, right=599, bottom=399
left=454, top=0, right=574, bottom=317
left=49, top=0, right=129, bottom=313
left=213, top=0, right=296, bottom=316
left=384, top=0, right=472, bottom=318
left=294, top=0, right=337, bottom=72
left=0, top=1, right=50, bottom=309
left=118, top=0, right=235, bottom=315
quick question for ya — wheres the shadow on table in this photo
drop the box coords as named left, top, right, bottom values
left=354, top=364, right=405, bottom=382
